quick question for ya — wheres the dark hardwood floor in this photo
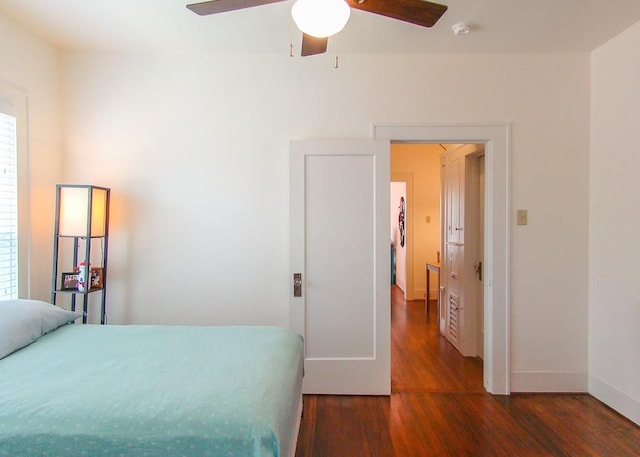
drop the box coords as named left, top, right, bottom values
left=295, top=286, right=640, bottom=456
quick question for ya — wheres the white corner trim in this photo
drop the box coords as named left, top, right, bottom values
left=589, top=374, right=640, bottom=426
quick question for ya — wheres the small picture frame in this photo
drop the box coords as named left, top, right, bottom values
left=90, top=267, right=103, bottom=289
left=61, top=272, right=79, bottom=290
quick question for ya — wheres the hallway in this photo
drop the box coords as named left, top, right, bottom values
left=391, top=285, right=483, bottom=394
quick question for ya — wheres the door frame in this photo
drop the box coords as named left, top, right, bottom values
left=373, top=124, right=510, bottom=395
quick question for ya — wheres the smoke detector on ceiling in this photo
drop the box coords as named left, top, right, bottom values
left=452, top=22, right=472, bottom=35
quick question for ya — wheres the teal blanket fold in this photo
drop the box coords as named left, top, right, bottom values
left=0, top=325, right=304, bottom=457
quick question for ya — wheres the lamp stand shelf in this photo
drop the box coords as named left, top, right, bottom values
left=50, top=185, right=110, bottom=324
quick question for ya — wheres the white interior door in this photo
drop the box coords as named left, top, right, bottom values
left=442, top=144, right=487, bottom=358
left=290, top=139, right=390, bottom=395
left=443, top=154, right=465, bottom=352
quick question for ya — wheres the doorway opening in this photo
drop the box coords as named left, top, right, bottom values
left=390, top=143, right=486, bottom=392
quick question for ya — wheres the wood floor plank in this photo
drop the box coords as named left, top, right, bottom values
left=297, top=395, right=395, bottom=457
left=295, top=286, right=640, bottom=456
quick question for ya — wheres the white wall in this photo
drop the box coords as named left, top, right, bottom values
left=58, top=50, right=590, bottom=393
left=590, top=20, right=640, bottom=425
left=0, top=12, right=62, bottom=301
left=390, top=182, right=406, bottom=293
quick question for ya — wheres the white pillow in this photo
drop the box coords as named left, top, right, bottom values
left=0, top=299, right=81, bottom=359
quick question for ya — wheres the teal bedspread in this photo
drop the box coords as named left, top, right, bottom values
left=0, top=325, right=303, bottom=457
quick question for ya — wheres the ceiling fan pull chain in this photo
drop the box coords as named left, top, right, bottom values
left=289, top=14, right=295, bottom=57
left=334, top=34, right=339, bottom=69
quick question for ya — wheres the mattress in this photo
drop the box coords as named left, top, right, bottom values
left=0, top=324, right=304, bottom=457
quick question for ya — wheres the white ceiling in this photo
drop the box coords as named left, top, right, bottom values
left=1, top=0, right=640, bottom=54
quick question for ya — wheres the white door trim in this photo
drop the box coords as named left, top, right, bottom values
left=372, top=124, right=510, bottom=395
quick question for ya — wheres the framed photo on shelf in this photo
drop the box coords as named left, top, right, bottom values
left=61, top=272, right=79, bottom=290
left=90, top=267, right=103, bottom=289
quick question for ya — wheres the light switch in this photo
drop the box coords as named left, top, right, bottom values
left=517, top=209, right=528, bottom=226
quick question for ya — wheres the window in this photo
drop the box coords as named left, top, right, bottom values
left=0, top=112, right=18, bottom=299
left=0, top=83, right=28, bottom=300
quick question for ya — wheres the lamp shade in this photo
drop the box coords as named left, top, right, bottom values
left=58, top=185, right=109, bottom=237
left=292, top=0, right=351, bottom=38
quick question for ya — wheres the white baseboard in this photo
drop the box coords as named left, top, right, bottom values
left=414, top=287, right=439, bottom=300
left=589, top=374, right=640, bottom=426
left=510, top=371, right=588, bottom=393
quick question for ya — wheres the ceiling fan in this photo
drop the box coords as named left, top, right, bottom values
left=186, top=0, right=448, bottom=56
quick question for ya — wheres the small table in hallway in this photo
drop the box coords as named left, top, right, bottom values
left=425, top=262, right=440, bottom=322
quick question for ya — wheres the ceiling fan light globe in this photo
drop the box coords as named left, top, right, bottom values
left=292, top=0, right=351, bottom=38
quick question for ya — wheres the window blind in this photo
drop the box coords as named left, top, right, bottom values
left=0, top=111, right=18, bottom=300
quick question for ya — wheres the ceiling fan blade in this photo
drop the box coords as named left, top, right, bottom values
left=187, top=0, right=287, bottom=16
left=346, top=0, right=448, bottom=28
left=301, top=34, right=328, bottom=57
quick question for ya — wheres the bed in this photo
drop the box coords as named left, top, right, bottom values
left=0, top=299, right=304, bottom=457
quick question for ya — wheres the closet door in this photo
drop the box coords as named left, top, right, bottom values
left=441, top=144, right=486, bottom=357
left=443, top=153, right=464, bottom=351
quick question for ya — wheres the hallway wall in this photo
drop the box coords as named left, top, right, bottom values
left=390, top=182, right=407, bottom=293
left=390, top=144, right=441, bottom=300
